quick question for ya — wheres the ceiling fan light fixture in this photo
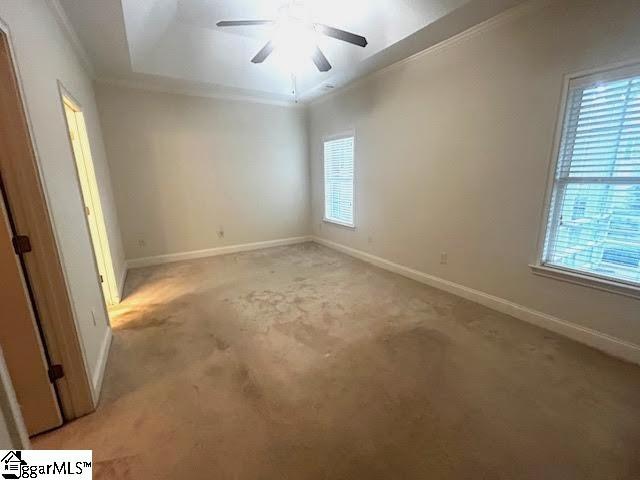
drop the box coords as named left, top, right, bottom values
left=271, top=17, right=318, bottom=71
left=216, top=1, right=367, bottom=74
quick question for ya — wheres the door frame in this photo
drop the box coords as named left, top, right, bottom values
left=0, top=19, right=94, bottom=420
left=58, top=82, right=120, bottom=307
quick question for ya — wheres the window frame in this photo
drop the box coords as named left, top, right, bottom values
left=532, top=60, right=640, bottom=300
left=322, top=131, right=356, bottom=229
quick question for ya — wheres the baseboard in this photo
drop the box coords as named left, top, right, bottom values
left=126, top=236, right=313, bottom=269
left=91, top=327, right=112, bottom=406
left=312, top=236, right=640, bottom=366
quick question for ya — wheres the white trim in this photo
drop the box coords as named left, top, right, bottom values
left=126, top=236, right=313, bottom=269
left=530, top=264, right=640, bottom=300
left=91, top=328, right=112, bottom=405
left=305, top=0, right=545, bottom=106
left=533, top=66, right=571, bottom=266
left=47, top=0, right=95, bottom=77
left=568, top=59, right=640, bottom=89
left=323, top=218, right=356, bottom=229
left=95, top=77, right=304, bottom=109
left=322, top=132, right=356, bottom=142
left=58, top=81, right=120, bottom=311
left=116, top=262, right=128, bottom=304
left=313, top=237, right=640, bottom=366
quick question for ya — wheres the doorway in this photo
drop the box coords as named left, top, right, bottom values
left=60, top=89, right=119, bottom=306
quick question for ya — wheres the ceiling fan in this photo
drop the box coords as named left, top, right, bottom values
left=216, top=2, right=368, bottom=72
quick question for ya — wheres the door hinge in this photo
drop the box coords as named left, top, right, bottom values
left=12, top=235, right=32, bottom=254
left=99, top=275, right=104, bottom=283
left=48, top=364, right=64, bottom=383
left=85, top=205, right=90, bottom=216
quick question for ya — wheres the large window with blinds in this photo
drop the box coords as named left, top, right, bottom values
left=324, top=134, right=355, bottom=227
left=541, top=65, right=640, bottom=289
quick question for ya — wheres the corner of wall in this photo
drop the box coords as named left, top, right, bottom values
left=302, top=104, right=314, bottom=236
left=47, top=0, right=95, bottom=78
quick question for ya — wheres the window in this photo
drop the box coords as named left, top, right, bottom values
left=540, top=65, right=640, bottom=289
left=324, top=134, right=355, bottom=227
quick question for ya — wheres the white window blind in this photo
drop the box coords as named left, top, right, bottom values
left=324, top=135, right=354, bottom=227
left=542, top=66, right=640, bottom=287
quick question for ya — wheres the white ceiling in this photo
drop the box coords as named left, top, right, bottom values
left=57, top=0, right=528, bottom=104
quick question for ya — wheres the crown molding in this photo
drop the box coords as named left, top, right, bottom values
left=46, top=0, right=302, bottom=108
left=47, top=0, right=95, bottom=77
left=47, top=0, right=546, bottom=108
left=94, top=76, right=307, bottom=109
left=305, top=0, right=547, bottom=106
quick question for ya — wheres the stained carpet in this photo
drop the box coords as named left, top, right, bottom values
left=33, top=243, right=640, bottom=479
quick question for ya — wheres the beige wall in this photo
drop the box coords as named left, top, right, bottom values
left=0, top=1, right=121, bottom=388
left=309, top=0, right=640, bottom=346
left=95, top=84, right=310, bottom=260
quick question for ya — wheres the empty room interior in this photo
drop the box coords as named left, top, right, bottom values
left=1, top=0, right=640, bottom=478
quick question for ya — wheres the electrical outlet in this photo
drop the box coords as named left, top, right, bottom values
left=138, top=239, right=146, bottom=248
left=217, top=226, right=225, bottom=238
left=440, top=252, right=448, bottom=265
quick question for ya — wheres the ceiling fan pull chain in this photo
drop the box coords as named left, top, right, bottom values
left=291, top=73, right=298, bottom=103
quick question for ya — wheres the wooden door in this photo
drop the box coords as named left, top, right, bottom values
left=0, top=187, right=62, bottom=435
left=0, top=30, right=94, bottom=422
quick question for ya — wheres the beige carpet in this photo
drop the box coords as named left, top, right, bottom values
left=33, top=243, right=640, bottom=479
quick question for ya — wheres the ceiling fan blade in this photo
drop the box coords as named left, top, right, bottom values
left=216, top=20, right=274, bottom=27
left=311, top=47, right=332, bottom=72
left=314, top=24, right=368, bottom=47
left=251, top=41, right=275, bottom=64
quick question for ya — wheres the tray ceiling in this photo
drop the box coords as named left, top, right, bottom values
left=57, top=0, right=528, bottom=104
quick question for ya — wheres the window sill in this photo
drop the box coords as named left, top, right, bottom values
left=529, top=264, right=640, bottom=300
left=323, top=218, right=355, bottom=230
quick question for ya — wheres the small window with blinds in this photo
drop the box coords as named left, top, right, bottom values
left=541, top=65, right=640, bottom=289
left=324, top=135, right=355, bottom=227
